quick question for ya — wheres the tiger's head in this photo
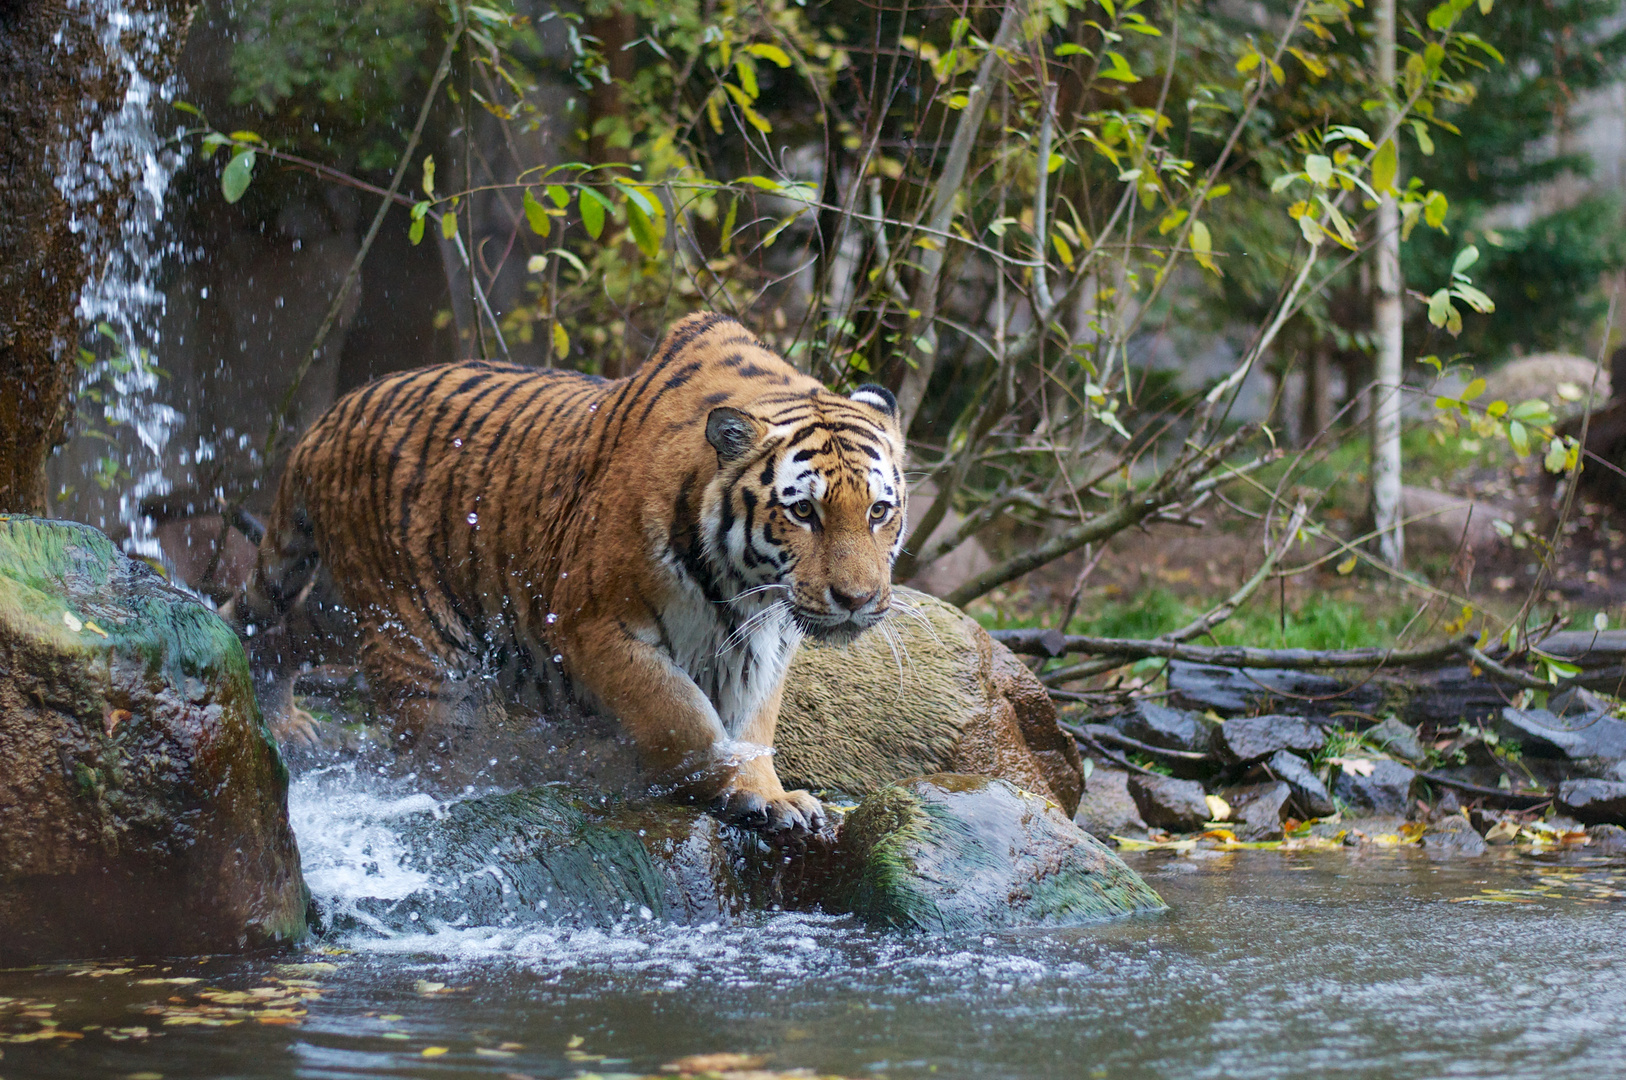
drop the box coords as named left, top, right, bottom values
left=704, top=383, right=907, bottom=645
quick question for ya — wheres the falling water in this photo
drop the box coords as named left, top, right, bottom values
left=49, top=0, right=189, bottom=557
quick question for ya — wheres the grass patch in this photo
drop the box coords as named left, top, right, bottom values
left=980, top=587, right=1416, bottom=651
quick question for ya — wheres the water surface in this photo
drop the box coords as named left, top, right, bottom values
left=3, top=785, right=1624, bottom=1080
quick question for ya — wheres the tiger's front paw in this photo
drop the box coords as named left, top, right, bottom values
left=271, top=704, right=322, bottom=748
left=712, top=786, right=826, bottom=835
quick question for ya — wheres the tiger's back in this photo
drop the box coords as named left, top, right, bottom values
left=243, top=312, right=908, bottom=831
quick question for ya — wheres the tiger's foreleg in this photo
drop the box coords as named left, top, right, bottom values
left=732, top=680, right=826, bottom=833
left=574, top=621, right=816, bottom=832
left=231, top=496, right=323, bottom=747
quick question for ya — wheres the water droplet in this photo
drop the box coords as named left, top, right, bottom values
left=588, top=402, right=599, bottom=412
left=552, top=654, right=563, bottom=664
left=546, top=612, right=558, bottom=624
left=466, top=512, right=478, bottom=525
left=452, top=438, right=463, bottom=448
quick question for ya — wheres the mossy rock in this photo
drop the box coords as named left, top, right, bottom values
left=827, top=774, right=1164, bottom=932
left=0, top=516, right=307, bottom=960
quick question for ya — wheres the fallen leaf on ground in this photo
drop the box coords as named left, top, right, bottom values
left=664, top=1054, right=769, bottom=1074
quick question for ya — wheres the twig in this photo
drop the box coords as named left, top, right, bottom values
left=1082, top=724, right=1215, bottom=763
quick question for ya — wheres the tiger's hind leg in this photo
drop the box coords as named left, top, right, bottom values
left=357, top=623, right=503, bottom=763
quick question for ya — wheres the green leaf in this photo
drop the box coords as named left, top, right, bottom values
left=546, top=184, right=570, bottom=208
left=1427, top=288, right=1453, bottom=328
left=1451, top=244, right=1479, bottom=276
left=1510, top=399, right=1553, bottom=423
left=1101, top=51, right=1139, bottom=83
left=1544, top=437, right=1568, bottom=474
left=172, top=100, right=202, bottom=117
left=1508, top=419, right=1530, bottom=456
left=1052, top=232, right=1074, bottom=268
left=1412, top=119, right=1435, bottom=156
left=1305, top=154, right=1333, bottom=186
left=421, top=154, right=436, bottom=197
left=1423, top=190, right=1448, bottom=229
left=627, top=199, right=662, bottom=257
left=745, top=42, right=792, bottom=67
left=221, top=149, right=255, bottom=204
left=409, top=215, right=425, bottom=245
left=228, top=130, right=264, bottom=144
left=1451, top=283, right=1495, bottom=314
left=1371, top=140, right=1397, bottom=195
left=1461, top=377, right=1486, bottom=401
left=737, top=61, right=759, bottom=101
left=441, top=210, right=458, bottom=240
left=1055, top=43, right=1090, bottom=56
left=523, top=187, right=550, bottom=236
left=552, top=322, right=570, bottom=360
left=721, top=195, right=738, bottom=255
left=578, top=187, right=610, bottom=239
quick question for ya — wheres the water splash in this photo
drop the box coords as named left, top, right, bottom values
left=50, top=0, right=189, bottom=556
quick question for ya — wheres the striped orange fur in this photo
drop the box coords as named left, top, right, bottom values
left=238, top=312, right=907, bottom=831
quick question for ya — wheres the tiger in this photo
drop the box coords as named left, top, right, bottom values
left=235, top=311, right=908, bottom=833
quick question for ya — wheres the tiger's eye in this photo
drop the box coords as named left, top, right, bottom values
left=791, top=499, right=815, bottom=520
left=869, top=501, right=891, bottom=521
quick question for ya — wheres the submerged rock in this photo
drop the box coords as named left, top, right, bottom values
left=828, top=775, right=1164, bottom=931
left=1127, top=774, right=1210, bottom=832
left=1586, top=823, right=1626, bottom=855
left=0, top=516, right=308, bottom=960
left=1333, top=759, right=1417, bottom=816
left=1366, top=718, right=1427, bottom=764
left=327, top=774, right=1164, bottom=935
left=1073, top=767, right=1148, bottom=840
left=1212, top=714, right=1326, bottom=765
left=1421, top=815, right=1488, bottom=857
left=776, top=586, right=1084, bottom=814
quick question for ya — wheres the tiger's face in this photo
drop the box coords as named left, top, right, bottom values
left=705, top=384, right=907, bottom=644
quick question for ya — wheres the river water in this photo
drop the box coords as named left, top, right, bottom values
left=3, top=775, right=1625, bottom=1080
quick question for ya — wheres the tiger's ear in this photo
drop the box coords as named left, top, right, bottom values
left=706, top=407, right=762, bottom=461
left=849, top=384, right=897, bottom=416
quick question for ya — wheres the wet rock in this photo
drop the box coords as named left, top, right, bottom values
left=1497, top=707, right=1626, bottom=770
left=1073, top=767, right=1148, bottom=840
left=1332, top=759, right=1417, bottom=816
left=1366, top=718, right=1427, bottom=764
left=1549, top=687, right=1616, bottom=721
left=1557, top=779, right=1626, bottom=825
left=1211, top=714, right=1326, bottom=765
left=1109, top=701, right=1215, bottom=755
left=1257, top=750, right=1335, bottom=818
left=0, top=517, right=308, bottom=961
left=776, top=586, right=1083, bottom=814
left=1421, top=815, right=1488, bottom=857
left=1167, top=662, right=1384, bottom=717
left=1586, top=823, right=1626, bottom=855
left=1219, top=782, right=1289, bottom=841
left=831, top=775, right=1165, bottom=931
left=1126, top=774, right=1211, bottom=832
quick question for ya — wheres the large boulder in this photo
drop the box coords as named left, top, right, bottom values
left=315, top=774, right=1163, bottom=935
left=0, top=516, right=308, bottom=960
left=775, top=587, right=1084, bottom=814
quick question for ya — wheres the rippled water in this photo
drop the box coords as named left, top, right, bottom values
left=4, top=772, right=1626, bottom=1080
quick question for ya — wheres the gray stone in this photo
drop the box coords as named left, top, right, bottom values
left=1167, top=662, right=1384, bottom=717
left=1496, top=707, right=1626, bottom=765
left=1549, top=687, right=1616, bottom=721
left=1073, top=767, right=1148, bottom=840
left=0, top=517, right=308, bottom=961
left=1260, top=749, right=1335, bottom=817
left=1367, top=717, right=1427, bottom=764
left=1558, top=779, right=1626, bottom=825
left=1333, top=759, right=1417, bottom=815
left=1212, top=714, right=1326, bottom=764
left=1110, top=701, right=1215, bottom=755
left=832, top=774, right=1166, bottom=931
left=1586, top=823, right=1626, bottom=855
left=1127, top=774, right=1211, bottom=832
left=1421, top=815, right=1488, bottom=857
left=1219, top=782, right=1290, bottom=841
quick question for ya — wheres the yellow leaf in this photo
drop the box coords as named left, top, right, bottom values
left=422, top=1046, right=449, bottom=1057
left=1371, top=140, right=1397, bottom=195
left=1336, top=555, right=1357, bottom=575
left=552, top=323, right=570, bottom=360
left=1052, top=232, right=1074, bottom=268
left=1204, top=795, right=1231, bottom=821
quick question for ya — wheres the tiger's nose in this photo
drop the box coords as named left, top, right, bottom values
left=830, top=586, right=878, bottom=612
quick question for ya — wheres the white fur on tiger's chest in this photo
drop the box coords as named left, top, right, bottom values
left=655, top=580, right=800, bottom=739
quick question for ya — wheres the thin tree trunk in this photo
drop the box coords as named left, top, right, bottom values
left=1369, top=0, right=1405, bottom=566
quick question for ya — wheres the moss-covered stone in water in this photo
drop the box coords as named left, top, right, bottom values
left=0, top=516, right=307, bottom=960
left=831, top=774, right=1164, bottom=932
